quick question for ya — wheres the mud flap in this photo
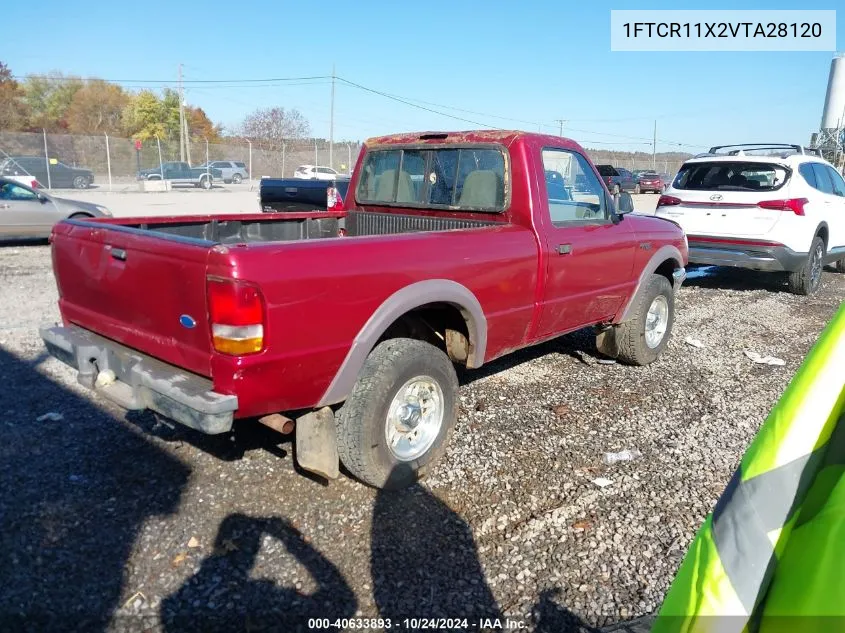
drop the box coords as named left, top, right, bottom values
left=295, top=407, right=340, bottom=480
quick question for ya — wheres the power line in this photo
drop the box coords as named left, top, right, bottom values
left=13, top=74, right=332, bottom=85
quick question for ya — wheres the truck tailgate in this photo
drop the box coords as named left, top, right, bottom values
left=51, top=221, right=214, bottom=377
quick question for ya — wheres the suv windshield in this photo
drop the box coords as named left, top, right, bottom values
left=674, top=161, right=789, bottom=192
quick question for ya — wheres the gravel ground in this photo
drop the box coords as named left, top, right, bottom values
left=0, top=243, right=843, bottom=633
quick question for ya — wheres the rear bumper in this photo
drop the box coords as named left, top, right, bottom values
left=687, top=239, right=807, bottom=273
left=40, top=325, right=237, bottom=434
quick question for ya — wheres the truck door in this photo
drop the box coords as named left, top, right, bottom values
left=535, top=148, right=638, bottom=338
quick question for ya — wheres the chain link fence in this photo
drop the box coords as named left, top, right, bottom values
left=0, top=130, right=363, bottom=189
left=0, top=129, right=688, bottom=191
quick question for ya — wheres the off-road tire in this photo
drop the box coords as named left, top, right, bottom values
left=787, top=236, right=825, bottom=295
left=335, top=338, right=459, bottom=489
left=604, top=274, right=674, bottom=366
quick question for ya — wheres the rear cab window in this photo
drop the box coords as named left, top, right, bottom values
left=356, top=146, right=507, bottom=211
left=673, top=161, right=789, bottom=192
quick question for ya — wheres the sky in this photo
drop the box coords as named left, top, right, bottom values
left=3, top=0, right=843, bottom=153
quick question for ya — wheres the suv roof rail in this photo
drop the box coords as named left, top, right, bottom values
left=707, top=143, right=819, bottom=156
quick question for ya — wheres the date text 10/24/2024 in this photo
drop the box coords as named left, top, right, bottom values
left=308, top=618, right=527, bottom=630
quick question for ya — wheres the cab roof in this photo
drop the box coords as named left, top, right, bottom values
left=364, top=130, right=584, bottom=152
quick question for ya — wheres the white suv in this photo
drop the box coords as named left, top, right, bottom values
left=294, top=165, right=340, bottom=180
left=656, top=144, right=845, bottom=295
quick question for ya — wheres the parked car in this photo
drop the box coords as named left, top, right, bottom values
left=0, top=177, right=110, bottom=240
left=294, top=165, right=341, bottom=180
left=0, top=156, right=94, bottom=189
left=196, top=160, right=249, bottom=184
left=656, top=143, right=845, bottom=295
left=637, top=172, right=664, bottom=194
left=595, top=164, right=638, bottom=192
left=137, top=161, right=222, bottom=189
left=41, top=130, right=688, bottom=490
left=259, top=177, right=350, bottom=212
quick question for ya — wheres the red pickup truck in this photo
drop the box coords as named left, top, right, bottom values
left=41, top=130, right=687, bottom=489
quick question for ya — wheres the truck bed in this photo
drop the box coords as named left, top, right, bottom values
left=90, top=211, right=499, bottom=245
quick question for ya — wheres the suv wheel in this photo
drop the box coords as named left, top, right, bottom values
left=73, top=175, right=88, bottom=189
left=232, top=173, right=243, bottom=184
left=597, top=274, right=674, bottom=366
left=787, top=236, right=825, bottom=295
left=335, top=338, right=458, bottom=489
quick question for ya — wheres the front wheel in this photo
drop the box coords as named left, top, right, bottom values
left=73, top=175, right=88, bottom=189
left=787, top=236, right=825, bottom=295
left=596, top=274, right=674, bottom=366
left=200, top=177, right=212, bottom=190
left=335, top=338, right=459, bottom=489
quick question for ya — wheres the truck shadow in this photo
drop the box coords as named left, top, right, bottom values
left=160, top=513, right=357, bottom=633
left=681, top=265, right=793, bottom=294
left=0, top=345, right=190, bottom=632
left=371, top=466, right=597, bottom=632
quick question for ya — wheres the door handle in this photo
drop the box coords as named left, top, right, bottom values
left=110, top=247, right=127, bottom=261
left=557, top=244, right=572, bottom=255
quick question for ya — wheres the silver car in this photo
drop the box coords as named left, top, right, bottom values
left=196, top=160, right=249, bottom=184
left=0, top=178, right=111, bottom=240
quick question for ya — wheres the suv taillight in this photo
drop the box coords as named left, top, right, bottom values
left=207, top=277, right=265, bottom=355
left=757, top=198, right=808, bottom=216
left=657, top=195, right=682, bottom=207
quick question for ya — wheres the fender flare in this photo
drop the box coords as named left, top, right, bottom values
left=317, top=279, right=488, bottom=407
left=615, top=244, right=684, bottom=323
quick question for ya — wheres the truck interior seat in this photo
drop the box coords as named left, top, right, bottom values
left=458, top=170, right=503, bottom=208
left=374, top=169, right=415, bottom=202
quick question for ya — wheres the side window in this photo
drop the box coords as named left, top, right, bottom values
left=811, top=164, right=834, bottom=194
left=0, top=183, right=37, bottom=201
left=542, top=149, right=606, bottom=224
left=234, top=162, right=246, bottom=169
left=397, top=150, right=425, bottom=203
left=826, top=166, right=845, bottom=197
left=798, top=163, right=818, bottom=188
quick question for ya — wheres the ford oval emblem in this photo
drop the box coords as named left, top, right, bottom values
left=710, top=194, right=723, bottom=201
left=179, top=314, right=197, bottom=329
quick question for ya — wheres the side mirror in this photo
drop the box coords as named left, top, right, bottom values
left=617, top=191, right=634, bottom=214
left=37, top=192, right=49, bottom=204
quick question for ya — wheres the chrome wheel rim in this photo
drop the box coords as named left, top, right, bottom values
left=645, top=295, right=669, bottom=349
left=385, top=376, right=444, bottom=461
left=810, top=243, right=823, bottom=289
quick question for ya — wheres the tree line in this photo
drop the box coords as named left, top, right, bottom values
left=0, top=61, right=312, bottom=147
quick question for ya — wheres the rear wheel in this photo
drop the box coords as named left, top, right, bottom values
left=232, top=173, right=243, bottom=184
left=335, top=338, right=459, bottom=489
left=597, top=274, right=674, bottom=366
left=72, top=175, right=88, bottom=189
left=787, top=236, right=825, bottom=295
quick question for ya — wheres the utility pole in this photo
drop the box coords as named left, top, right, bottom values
left=652, top=120, right=657, bottom=171
left=329, top=64, right=335, bottom=170
left=178, top=64, right=186, bottom=162
left=555, top=119, right=566, bottom=137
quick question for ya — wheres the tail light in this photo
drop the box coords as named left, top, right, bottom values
left=657, top=195, right=682, bottom=207
left=327, top=186, right=344, bottom=211
left=207, top=277, right=265, bottom=355
left=757, top=198, right=808, bottom=216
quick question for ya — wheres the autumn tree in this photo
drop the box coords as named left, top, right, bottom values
left=66, top=80, right=129, bottom=135
left=0, top=62, right=30, bottom=131
left=240, top=107, right=310, bottom=148
left=186, top=106, right=221, bottom=142
left=22, top=72, right=83, bottom=131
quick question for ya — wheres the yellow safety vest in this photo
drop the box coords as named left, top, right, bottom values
left=652, top=303, right=845, bottom=633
